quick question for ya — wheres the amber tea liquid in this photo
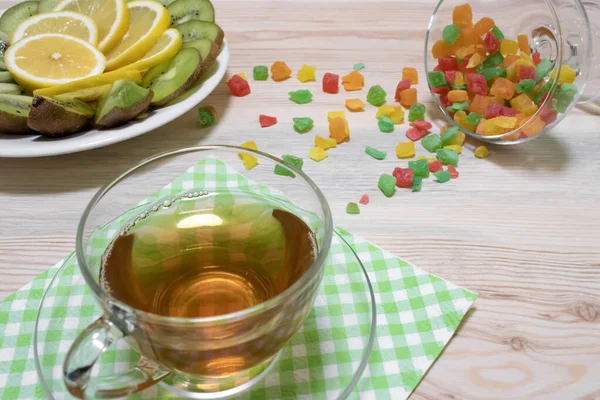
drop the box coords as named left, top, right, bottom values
left=100, top=192, right=320, bottom=377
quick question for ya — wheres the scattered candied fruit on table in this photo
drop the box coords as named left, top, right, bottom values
left=293, top=117, right=314, bottom=133
left=259, top=115, right=277, bottom=128
left=297, top=64, right=316, bottom=82
left=315, top=135, right=337, bottom=150
left=289, top=89, right=313, bottom=104
left=323, top=72, right=340, bottom=94
left=346, top=202, right=360, bottom=215
left=346, top=98, right=365, bottom=112
left=228, top=75, right=251, bottom=97
left=253, top=65, right=269, bottom=81
left=402, top=67, right=419, bottom=84
left=367, top=85, right=387, bottom=106
left=378, top=174, right=397, bottom=197
left=308, top=147, right=328, bottom=162
left=239, top=141, right=259, bottom=170
left=365, top=146, right=387, bottom=160
left=396, top=141, right=416, bottom=159
left=393, top=167, right=414, bottom=189
left=271, top=61, right=292, bottom=81
left=329, top=117, right=350, bottom=143
left=359, top=194, right=369, bottom=205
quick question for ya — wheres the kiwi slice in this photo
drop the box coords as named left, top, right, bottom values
left=168, top=0, right=215, bottom=25
left=95, top=80, right=153, bottom=129
left=0, top=1, right=39, bottom=40
left=38, top=0, right=61, bottom=14
left=28, top=96, right=94, bottom=136
left=0, top=83, right=24, bottom=95
left=145, top=48, right=203, bottom=107
left=175, top=20, right=224, bottom=50
left=0, top=94, right=32, bottom=134
left=54, top=84, right=112, bottom=102
left=141, top=60, right=171, bottom=88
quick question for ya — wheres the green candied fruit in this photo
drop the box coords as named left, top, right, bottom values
left=292, top=117, right=314, bottom=133
left=378, top=115, right=395, bottom=133
left=443, top=24, right=461, bottom=45
left=440, top=126, right=459, bottom=145
left=408, top=102, right=426, bottom=122
left=466, top=112, right=484, bottom=126
left=516, top=79, right=537, bottom=94
left=367, top=85, right=387, bottom=106
left=378, top=174, right=396, bottom=198
left=447, top=101, right=469, bottom=113
left=274, top=164, right=295, bottom=178
left=451, top=85, right=468, bottom=90
left=197, top=106, right=216, bottom=129
left=482, top=52, right=504, bottom=68
left=282, top=154, right=303, bottom=171
left=346, top=202, right=360, bottom=215
left=555, top=84, right=578, bottom=113
left=427, top=71, right=447, bottom=88
left=253, top=65, right=269, bottom=81
left=436, top=148, right=459, bottom=167
left=408, top=159, right=430, bottom=178
left=481, top=67, right=503, bottom=81
left=533, top=79, right=554, bottom=104
left=353, top=62, right=365, bottom=71
left=365, top=146, right=387, bottom=160
left=421, top=134, right=443, bottom=153
left=491, top=26, right=505, bottom=40
left=288, top=90, right=313, bottom=104
left=535, top=59, right=554, bottom=82
left=412, top=176, right=423, bottom=192
left=434, top=170, right=451, bottom=183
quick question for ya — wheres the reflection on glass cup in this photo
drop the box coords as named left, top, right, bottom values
left=64, top=146, right=333, bottom=399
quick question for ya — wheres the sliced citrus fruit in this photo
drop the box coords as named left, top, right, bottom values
left=33, top=69, right=141, bottom=97
left=53, top=0, right=129, bottom=53
left=5, top=33, right=106, bottom=91
left=11, top=11, right=99, bottom=46
left=104, top=1, right=170, bottom=71
left=120, top=28, right=182, bottom=72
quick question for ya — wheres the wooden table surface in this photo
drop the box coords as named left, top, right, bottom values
left=1, top=0, right=599, bottom=398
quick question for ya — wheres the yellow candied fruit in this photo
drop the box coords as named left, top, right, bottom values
left=491, top=116, right=518, bottom=129
left=228, top=73, right=247, bottom=82
left=474, top=145, right=489, bottom=159
left=328, top=111, right=346, bottom=121
left=396, top=141, right=415, bottom=159
left=466, top=53, right=482, bottom=68
left=376, top=105, right=404, bottom=125
left=308, top=147, right=328, bottom=162
left=418, top=155, right=436, bottom=163
left=315, top=135, right=337, bottom=150
left=454, top=110, right=476, bottom=131
left=447, top=130, right=466, bottom=146
left=484, top=119, right=506, bottom=135
left=551, top=64, right=577, bottom=84
left=297, top=64, right=316, bottom=83
left=454, top=71, right=465, bottom=87
left=455, top=44, right=475, bottom=59
left=239, top=140, right=259, bottom=170
left=500, top=39, right=519, bottom=56
left=444, top=145, right=463, bottom=154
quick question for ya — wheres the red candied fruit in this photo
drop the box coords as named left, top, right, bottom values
left=259, top=114, right=277, bottom=127
left=323, top=72, right=339, bottom=94
left=433, top=65, right=442, bottom=72
left=466, top=73, right=488, bottom=96
left=445, top=70, right=457, bottom=84
left=501, top=106, right=519, bottom=117
left=438, top=57, right=459, bottom=72
left=485, top=103, right=503, bottom=119
left=459, top=55, right=476, bottom=73
left=409, top=120, right=433, bottom=130
left=483, top=32, right=500, bottom=54
left=392, top=167, right=414, bottom=188
left=439, top=94, right=452, bottom=108
left=429, top=160, right=443, bottom=173
left=532, top=52, right=541, bottom=66
left=432, top=86, right=450, bottom=96
left=406, top=127, right=429, bottom=141
left=228, top=75, right=251, bottom=97
left=359, top=194, right=370, bottom=205
left=447, top=165, right=459, bottom=179
left=540, top=106, right=558, bottom=124
left=519, top=66, right=536, bottom=81
left=395, top=79, right=411, bottom=101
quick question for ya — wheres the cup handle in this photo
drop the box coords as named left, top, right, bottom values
left=63, top=317, right=170, bottom=399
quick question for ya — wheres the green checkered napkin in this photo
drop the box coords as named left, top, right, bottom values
left=0, top=158, right=477, bottom=400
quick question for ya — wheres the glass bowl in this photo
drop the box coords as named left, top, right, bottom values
left=425, top=0, right=599, bottom=145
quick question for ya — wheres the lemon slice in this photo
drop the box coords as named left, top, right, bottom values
left=33, top=69, right=141, bottom=97
left=5, top=33, right=106, bottom=91
left=120, top=28, right=182, bottom=72
left=104, top=1, right=170, bottom=71
left=54, top=0, right=129, bottom=53
left=11, top=11, right=99, bottom=46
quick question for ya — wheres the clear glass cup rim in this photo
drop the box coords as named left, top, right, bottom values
left=75, top=145, right=334, bottom=326
left=423, top=0, right=592, bottom=142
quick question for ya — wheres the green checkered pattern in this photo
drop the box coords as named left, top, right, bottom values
left=0, top=158, right=477, bottom=399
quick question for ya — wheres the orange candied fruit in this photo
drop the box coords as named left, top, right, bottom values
left=448, top=90, right=469, bottom=103
left=489, top=77, right=516, bottom=100
left=345, top=98, right=365, bottom=112
left=432, top=40, right=455, bottom=59
left=518, top=34, right=531, bottom=55
left=399, top=88, right=417, bottom=108
left=329, top=117, right=350, bottom=143
left=474, top=17, right=495, bottom=36
left=402, top=67, right=419, bottom=85
left=270, top=61, right=292, bottom=81
left=453, top=3, right=473, bottom=29
left=469, top=94, right=490, bottom=115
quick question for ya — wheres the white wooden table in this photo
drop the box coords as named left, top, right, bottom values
left=1, top=0, right=599, bottom=398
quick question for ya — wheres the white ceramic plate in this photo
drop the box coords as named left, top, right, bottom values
left=0, top=39, right=229, bottom=158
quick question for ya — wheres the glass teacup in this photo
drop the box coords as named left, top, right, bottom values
left=64, top=146, right=333, bottom=398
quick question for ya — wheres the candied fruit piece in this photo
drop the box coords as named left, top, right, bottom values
left=421, top=134, right=443, bottom=153
left=396, top=141, right=416, bottom=158
left=429, top=159, right=444, bottom=173
left=393, top=167, right=414, bottom=188
left=253, top=65, right=269, bottom=81
left=293, top=117, right=314, bottom=133
left=365, top=146, right=387, bottom=160
left=271, top=61, right=292, bottom=81
left=359, top=194, right=369, bottom=205
left=378, top=115, right=395, bottom=133
left=434, top=170, right=451, bottom=183
left=466, top=73, right=488, bottom=95
left=474, top=145, right=489, bottom=159
left=436, top=148, right=459, bottom=166
left=297, top=64, right=317, bottom=82
left=346, top=202, right=360, bottom=215
left=439, top=57, right=459, bottom=72
left=309, top=147, right=328, bottom=162
left=402, top=67, right=419, bottom=84
left=500, top=39, right=519, bottom=56
left=405, top=127, right=428, bottom=141
left=289, top=90, right=313, bottom=104
left=259, top=114, right=277, bottom=127
left=328, top=111, right=346, bottom=121
left=489, top=77, right=516, bottom=100
left=408, top=103, right=426, bottom=122
left=409, top=159, right=430, bottom=178
left=228, top=75, right=251, bottom=97
left=329, top=117, right=350, bottom=143
left=367, top=85, right=387, bottom=106
left=378, top=174, right=397, bottom=197
left=474, top=17, right=495, bottom=36
left=197, top=106, right=216, bottom=129
left=518, top=34, right=531, bottom=55
left=346, top=98, right=365, bottom=112
left=447, top=165, right=459, bottom=179
left=443, top=24, right=462, bottom=45
left=315, top=135, right=337, bottom=150
left=354, top=63, right=365, bottom=71
left=323, top=72, right=340, bottom=94
left=399, top=88, right=417, bottom=107
left=395, top=79, right=412, bottom=101
left=452, top=3, right=473, bottom=29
